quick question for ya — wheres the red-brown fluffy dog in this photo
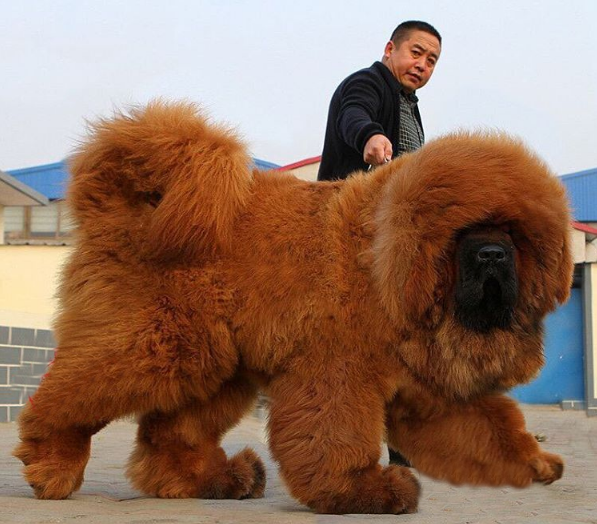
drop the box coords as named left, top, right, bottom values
left=14, top=102, right=573, bottom=514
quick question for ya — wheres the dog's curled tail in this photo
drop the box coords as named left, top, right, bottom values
left=68, top=100, right=253, bottom=260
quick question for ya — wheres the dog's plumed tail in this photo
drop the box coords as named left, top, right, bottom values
left=68, top=100, right=253, bottom=260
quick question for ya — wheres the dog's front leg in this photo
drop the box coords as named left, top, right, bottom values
left=386, top=393, right=563, bottom=487
left=267, top=369, right=420, bottom=514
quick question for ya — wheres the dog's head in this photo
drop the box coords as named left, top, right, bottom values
left=371, top=132, right=573, bottom=399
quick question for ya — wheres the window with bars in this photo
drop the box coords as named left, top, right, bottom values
left=4, top=201, right=74, bottom=242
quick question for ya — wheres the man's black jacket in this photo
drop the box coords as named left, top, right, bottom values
left=317, top=61, right=423, bottom=181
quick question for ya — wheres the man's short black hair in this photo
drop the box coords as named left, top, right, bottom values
left=390, top=20, right=442, bottom=47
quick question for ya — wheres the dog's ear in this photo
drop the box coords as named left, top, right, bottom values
left=371, top=195, right=452, bottom=325
left=538, top=190, right=574, bottom=307
left=539, top=228, right=574, bottom=309
left=513, top=222, right=574, bottom=317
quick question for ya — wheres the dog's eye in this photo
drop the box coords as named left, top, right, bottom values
left=145, top=191, right=162, bottom=208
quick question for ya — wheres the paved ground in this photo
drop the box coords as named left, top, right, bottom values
left=1, top=405, right=595, bottom=524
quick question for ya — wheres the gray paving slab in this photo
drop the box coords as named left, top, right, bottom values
left=1, top=405, right=595, bottom=523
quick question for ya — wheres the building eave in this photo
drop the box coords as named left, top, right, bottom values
left=0, top=170, right=49, bottom=206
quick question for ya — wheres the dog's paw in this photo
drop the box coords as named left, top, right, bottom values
left=177, top=447, right=266, bottom=500
left=130, top=444, right=266, bottom=500
left=529, top=452, right=564, bottom=485
left=381, top=465, right=420, bottom=514
left=227, top=448, right=266, bottom=499
left=312, top=465, right=420, bottom=514
left=14, top=439, right=85, bottom=499
left=20, top=455, right=84, bottom=500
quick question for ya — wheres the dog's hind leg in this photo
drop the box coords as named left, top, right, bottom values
left=12, top=345, right=134, bottom=500
left=126, top=374, right=265, bottom=499
left=13, top=392, right=109, bottom=500
left=12, top=334, right=184, bottom=500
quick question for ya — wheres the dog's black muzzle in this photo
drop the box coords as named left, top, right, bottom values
left=455, top=235, right=518, bottom=332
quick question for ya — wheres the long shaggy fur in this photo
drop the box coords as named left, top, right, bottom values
left=14, top=101, right=572, bottom=514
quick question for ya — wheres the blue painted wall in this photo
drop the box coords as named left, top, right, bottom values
left=560, top=168, right=597, bottom=222
left=511, top=288, right=585, bottom=403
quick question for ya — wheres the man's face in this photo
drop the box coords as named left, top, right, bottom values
left=383, top=30, right=441, bottom=93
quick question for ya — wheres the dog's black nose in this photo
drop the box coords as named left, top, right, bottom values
left=477, top=244, right=507, bottom=263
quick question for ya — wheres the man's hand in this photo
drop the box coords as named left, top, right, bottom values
left=363, top=134, right=392, bottom=166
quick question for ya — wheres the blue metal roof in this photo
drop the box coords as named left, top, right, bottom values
left=560, top=168, right=597, bottom=222
left=253, top=158, right=279, bottom=171
left=7, top=157, right=280, bottom=200
left=6, top=162, right=67, bottom=200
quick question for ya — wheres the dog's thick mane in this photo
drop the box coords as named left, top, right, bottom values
left=370, top=132, right=573, bottom=324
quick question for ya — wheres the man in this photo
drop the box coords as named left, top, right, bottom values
left=317, top=21, right=441, bottom=467
left=317, top=20, right=441, bottom=181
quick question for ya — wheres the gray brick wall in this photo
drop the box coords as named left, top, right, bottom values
left=0, top=326, right=8, bottom=344
left=0, top=325, right=55, bottom=423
